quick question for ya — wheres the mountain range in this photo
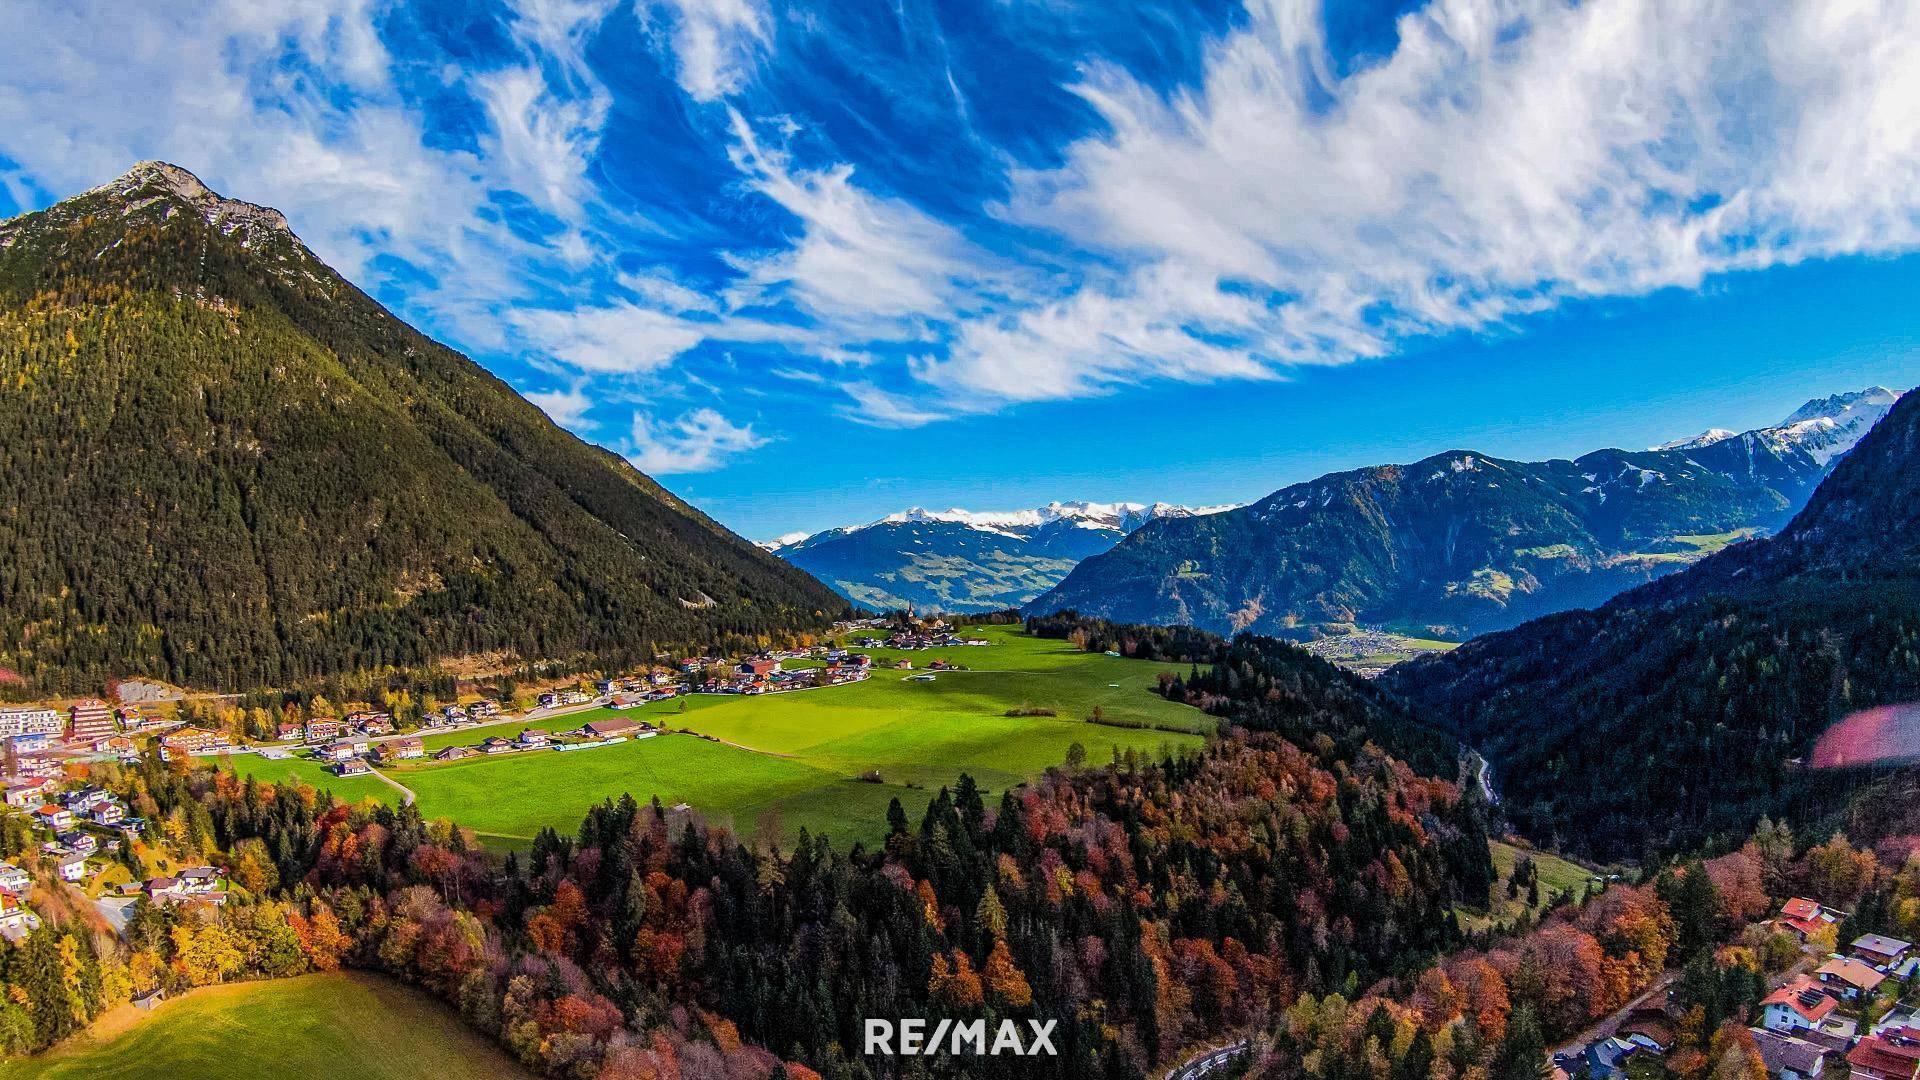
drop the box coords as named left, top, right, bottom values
left=1387, top=381, right=1920, bottom=860
left=764, top=500, right=1236, bottom=612
left=1027, top=388, right=1900, bottom=641
left=0, top=162, right=844, bottom=692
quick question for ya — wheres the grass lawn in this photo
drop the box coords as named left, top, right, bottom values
left=214, top=627, right=1211, bottom=850
left=3, top=972, right=528, bottom=1080
left=223, top=754, right=398, bottom=807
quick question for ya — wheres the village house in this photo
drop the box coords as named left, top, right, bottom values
left=440, top=705, right=468, bottom=724
left=479, top=737, right=514, bottom=754
left=1781, top=897, right=1846, bottom=939
left=160, top=726, right=228, bottom=754
left=0, top=891, right=41, bottom=944
left=64, top=786, right=111, bottom=813
left=304, top=717, right=342, bottom=742
left=89, top=734, right=136, bottom=756
left=1765, top=979, right=1842, bottom=1035
left=3, top=781, right=49, bottom=809
left=433, top=745, right=475, bottom=761
left=58, top=831, right=97, bottom=856
left=375, top=737, right=424, bottom=763
left=609, top=693, right=645, bottom=710
left=89, top=800, right=125, bottom=826
left=738, top=658, right=778, bottom=679
left=335, top=758, right=371, bottom=777
left=1852, top=935, right=1915, bottom=971
left=31, top=805, right=73, bottom=832
left=56, top=852, right=87, bottom=882
left=319, top=739, right=365, bottom=762
left=515, top=729, right=551, bottom=749
left=1753, top=1028, right=1829, bottom=1080
left=466, top=700, right=500, bottom=720
left=1819, top=957, right=1888, bottom=1001
left=14, top=754, right=62, bottom=779
left=356, top=714, right=395, bottom=736
left=1848, top=1033, right=1920, bottom=1080
left=277, top=721, right=305, bottom=741
left=538, top=692, right=559, bottom=708
left=0, top=862, right=29, bottom=894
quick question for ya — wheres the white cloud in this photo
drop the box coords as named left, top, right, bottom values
left=526, top=385, right=598, bottom=427
left=926, top=0, right=1920, bottom=406
left=625, top=407, right=768, bottom=473
left=640, top=0, right=771, bottom=102
left=510, top=301, right=711, bottom=373
left=723, top=109, right=996, bottom=332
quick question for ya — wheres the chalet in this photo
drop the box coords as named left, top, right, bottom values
left=89, top=735, right=136, bottom=756
left=56, top=853, right=87, bottom=882
left=335, top=759, right=371, bottom=777
left=67, top=699, right=117, bottom=743
left=375, top=737, right=424, bottom=763
left=57, top=831, right=97, bottom=856
left=1753, top=1029, right=1829, bottom=1080
left=32, top=805, right=73, bottom=832
left=1781, top=898, right=1846, bottom=939
left=892, top=659, right=913, bottom=670
left=178, top=866, right=222, bottom=893
left=738, top=658, right=778, bottom=679
left=276, top=721, right=305, bottom=742
left=64, top=786, right=111, bottom=812
left=1765, top=979, right=1840, bottom=1034
left=538, top=693, right=559, bottom=708
left=583, top=717, right=641, bottom=740
left=1848, top=1034, right=1920, bottom=1080
left=515, top=729, right=551, bottom=749
left=354, top=713, right=394, bottom=736
left=1818, top=957, right=1888, bottom=1000
left=466, top=701, right=501, bottom=720
left=1852, top=935, right=1914, bottom=970
left=433, top=746, right=474, bottom=762
left=610, top=694, right=644, bottom=710
left=304, top=717, right=342, bottom=742
left=479, top=737, right=515, bottom=754
left=0, top=862, right=29, bottom=893
left=89, top=801, right=125, bottom=825
left=440, top=705, right=467, bottom=724
left=160, top=726, right=227, bottom=754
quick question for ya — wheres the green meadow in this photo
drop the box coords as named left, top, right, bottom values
left=2, top=973, right=528, bottom=1080
left=224, top=626, right=1211, bottom=848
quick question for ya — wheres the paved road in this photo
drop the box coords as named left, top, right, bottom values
left=1167, top=1039, right=1252, bottom=1080
left=366, top=766, right=416, bottom=806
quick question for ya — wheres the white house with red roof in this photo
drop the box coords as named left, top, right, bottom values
left=1781, top=897, right=1845, bottom=939
left=1765, top=978, right=1840, bottom=1035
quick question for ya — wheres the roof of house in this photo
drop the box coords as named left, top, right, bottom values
left=1854, top=934, right=1915, bottom=956
left=1766, top=979, right=1839, bottom=1023
left=1783, top=897, right=1829, bottom=921
left=1848, top=1037, right=1920, bottom=1079
left=584, top=717, right=640, bottom=735
left=1819, top=957, right=1887, bottom=991
left=1752, top=1029, right=1828, bottom=1076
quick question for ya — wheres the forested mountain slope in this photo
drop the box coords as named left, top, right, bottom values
left=0, top=162, right=846, bottom=692
left=1032, top=391, right=1896, bottom=641
left=1387, top=384, right=1920, bottom=861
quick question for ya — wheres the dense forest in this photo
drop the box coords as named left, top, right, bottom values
left=0, top=617, right=1498, bottom=1077
left=1390, top=383, right=1920, bottom=862
left=0, top=162, right=846, bottom=693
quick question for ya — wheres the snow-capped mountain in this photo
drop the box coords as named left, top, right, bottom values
left=763, top=500, right=1237, bottom=612
left=1652, top=387, right=1901, bottom=462
left=1036, top=386, right=1904, bottom=641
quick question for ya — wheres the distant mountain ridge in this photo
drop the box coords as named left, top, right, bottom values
left=1028, top=388, right=1900, bottom=640
left=1386, top=382, right=1920, bottom=859
left=766, top=500, right=1237, bottom=612
left=0, top=161, right=845, bottom=691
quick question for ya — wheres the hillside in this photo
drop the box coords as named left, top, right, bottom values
left=768, top=500, right=1233, bottom=612
left=1386, top=383, right=1920, bottom=861
left=0, top=162, right=846, bottom=692
left=1031, top=390, right=1897, bottom=640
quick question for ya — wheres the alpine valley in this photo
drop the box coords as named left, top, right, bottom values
left=1029, top=388, right=1901, bottom=641
left=763, top=500, right=1236, bottom=612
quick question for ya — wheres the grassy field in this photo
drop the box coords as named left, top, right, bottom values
left=2, top=972, right=527, bottom=1080
left=1455, top=840, right=1596, bottom=932
left=222, top=626, right=1210, bottom=848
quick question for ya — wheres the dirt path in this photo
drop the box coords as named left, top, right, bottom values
left=367, top=766, right=416, bottom=806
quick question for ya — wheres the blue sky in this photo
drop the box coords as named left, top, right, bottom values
left=3, top=0, right=1919, bottom=539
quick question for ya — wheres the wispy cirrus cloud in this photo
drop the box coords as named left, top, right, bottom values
left=624, top=407, right=768, bottom=473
